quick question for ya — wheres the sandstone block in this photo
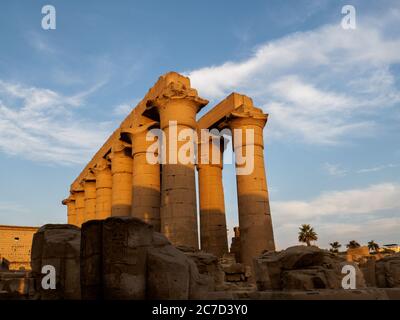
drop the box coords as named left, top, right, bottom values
left=254, top=245, right=366, bottom=291
left=31, top=224, right=81, bottom=300
left=375, top=253, right=400, bottom=288
left=146, top=245, right=190, bottom=299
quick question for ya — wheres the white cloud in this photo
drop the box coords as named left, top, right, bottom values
left=271, top=183, right=400, bottom=249
left=322, top=162, right=400, bottom=176
left=357, top=163, right=400, bottom=174
left=0, top=80, right=113, bottom=165
left=323, top=162, right=347, bottom=177
left=113, top=99, right=139, bottom=117
left=272, top=183, right=400, bottom=221
left=186, top=14, right=400, bottom=144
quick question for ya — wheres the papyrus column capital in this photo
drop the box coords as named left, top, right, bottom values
left=82, top=170, right=96, bottom=183
left=62, top=194, right=75, bottom=205
left=197, top=133, right=226, bottom=170
left=109, top=139, right=132, bottom=175
left=122, top=121, right=159, bottom=157
left=110, top=139, right=131, bottom=156
left=227, top=105, right=268, bottom=130
left=93, top=158, right=111, bottom=174
left=146, top=82, right=208, bottom=129
left=147, top=81, right=208, bottom=110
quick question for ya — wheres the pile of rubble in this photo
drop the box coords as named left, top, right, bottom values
left=253, top=245, right=366, bottom=291
left=2, top=218, right=400, bottom=300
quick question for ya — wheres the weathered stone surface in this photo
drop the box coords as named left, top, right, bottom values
left=80, top=217, right=210, bottom=300
left=229, top=228, right=241, bottom=264
left=254, top=245, right=366, bottom=291
left=0, top=271, right=36, bottom=299
left=182, top=250, right=224, bottom=292
left=0, top=226, right=38, bottom=270
left=359, top=257, right=377, bottom=287
left=80, top=220, right=103, bottom=300
left=31, top=224, right=81, bottom=300
left=346, top=246, right=370, bottom=263
left=0, top=257, right=9, bottom=271
left=147, top=245, right=190, bottom=299
left=248, top=288, right=391, bottom=300
left=375, top=253, right=400, bottom=288
left=222, top=263, right=246, bottom=275
left=102, top=217, right=153, bottom=300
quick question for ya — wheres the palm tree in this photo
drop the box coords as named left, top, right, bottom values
left=346, top=240, right=361, bottom=249
left=368, top=240, right=380, bottom=254
left=298, top=224, right=318, bottom=246
left=329, top=241, right=342, bottom=253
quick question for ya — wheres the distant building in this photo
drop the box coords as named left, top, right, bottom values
left=382, top=244, right=400, bottom=253
left=0, top=225, right=39, bottom=270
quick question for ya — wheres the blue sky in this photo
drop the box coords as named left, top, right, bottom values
left=0, top=0, right=399, bottom=249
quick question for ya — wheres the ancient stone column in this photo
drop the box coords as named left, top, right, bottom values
left=62, top=196, right=77, bottom=226
left=124, top=122, right=161, bottom=231
left=147, top=81, right=208, bottom=249
left=197, top=133, right=228, bottom=257
left=93, top=158, right=112, bottom=219
left=83, top=171, right=97, bottom=222
left=73, top=187, right=85, bottom=227
left=228, top=105, right=275, bottom=268
left=110, top=139, right=133, bottom=217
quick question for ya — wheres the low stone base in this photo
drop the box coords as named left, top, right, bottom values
left=0, top=270, right=36, bottom=300
left=199, top=288, right=400, bottom=300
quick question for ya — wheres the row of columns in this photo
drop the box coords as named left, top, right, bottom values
left=63, top=84, right=275, bottom=268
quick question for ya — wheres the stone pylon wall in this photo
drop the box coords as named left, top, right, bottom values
left=62, top=72, right=275, bottom=268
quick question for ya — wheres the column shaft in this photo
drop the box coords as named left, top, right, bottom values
left=63, top=196, right=77, bottom=226
left=128, top=123, right=161, bottom=231
left=230, top=109, right=275, bottom=268
left=94, top=159, right=112, bottom=219
left=83, top=173, right=96, bottom=222
left=148, top=82, right=208, bottom=249
left=198, top=135, right=228, bottom=257
left=111, top=141, right=133, bottom=216
left=67, top=200, right=77, bottom=225
left=74, top=190, right=85, bottom=227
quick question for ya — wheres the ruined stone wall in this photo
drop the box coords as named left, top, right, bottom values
left=0, top=225, right=38, bottom=270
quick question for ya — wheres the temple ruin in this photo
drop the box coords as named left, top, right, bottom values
left=62, top=72, right=275, bottom=269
